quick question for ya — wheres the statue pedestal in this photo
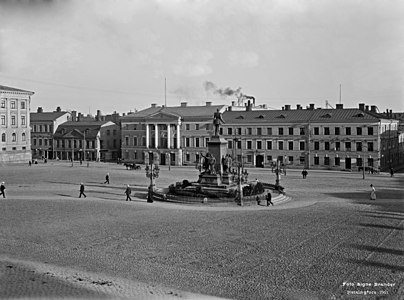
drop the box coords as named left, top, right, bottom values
left=207, top=136, right=227, bottom=174
left=198, top=173, right=222, bottom=186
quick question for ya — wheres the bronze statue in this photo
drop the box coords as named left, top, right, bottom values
left=213, top=109, right=225, bottom=136
left=201, top=152, right=216, bottom=174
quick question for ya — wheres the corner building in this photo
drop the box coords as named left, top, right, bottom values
left=0, top=85, right=34, bottom=163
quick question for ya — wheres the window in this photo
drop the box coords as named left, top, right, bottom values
left=107, top=130, right=110, bottom=136
left=288, top=127, right=294, bottom=135
left=278, top=141, right=284, bottom=150
left=324, top=127, right=330, bottom=135
left=113, top=130, right=117, bottom=135
left=257, top=128, right=262, bottom=135
left=186, top=124, right=190, bottom=130
left=356, top=127, right=362, bottom=135
left=267, top=140, right=272, bottom=150
left=288, top=141, right=293, bottom=150
left=196, top=124, right=199, bottom=130
left=257, top=140, right=262, bottom=149
left=22, top=133, right=26, bottom=141
left=186, top=138, right=190, bottom=147
left=314, top=156, right=319, bottom=165
left=237, top=140, right=242, bottom=149
left=325, top=142, right=330, bottom=151
left=237, top=128, right=242, bottom=135
left=324, top=157, right=330, bottom=165
left=267, top=155, right=273, bottom=162
left=346, top=127, right=351, bottom=135
left=247, top=140, right=252, bottom=149
left=314, top=127, right=319, bottom=135
left=12, top=133, right=16, bottom=142
left=335, top=157, right=340, bottom=166
left=125, top=136, right=129, bottom=146
left=227, top=128, right=232, bottom=135
left=1, top=100, right=5, bottom=108
left=335, top=127, right=340, bottom=135
left=195, top=138, right=200, bottom=147
left=267, top=128, right=272, bottom=135
left=299, top=156, right=305, bottom=164
left=367, top=142, right=374, bottom=152
left=247, top=155, right=252, bottom=163
left=356, top=142, right=362, bottom=151
left=345, top=142, right=351, bottom=150
left=368, top=127, right=373, bottom=135
left=1, top=133, right=5, bottom=142
left=278, top=128, right=284, bottom=135
left=21, top=101, right=26, bottom=109
left=33, top=138, right=36, bottom=146
left=288, top=156, right=294, bottom=163
left=11, top=116, right=16, bottom=125
left=247, top=128, right=252, bottom=135
left=186, top=153, right=190, bottom=161
left=300, top=128, right=305, bottom=135
left=228, top=140, right=232, bottom=149
left=335, top=142, right=340, bottom=151
left=314, top=141, right=320, bottom=150
left=300, top=141, right=305, bottom=150
left=133, top=137, right=138, bottom=146
left=11, top=101, right=16, bottom=109
left=1, top=115, right=5, bottom=125
left=21, top=116, right=26, bottom=126
left=44, top=139, right=48, bottom=146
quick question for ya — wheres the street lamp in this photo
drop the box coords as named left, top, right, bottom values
left=145, top=152, right=160, bottom=203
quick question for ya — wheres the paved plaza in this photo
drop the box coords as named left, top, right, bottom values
left=0, top=161, right=403, bottom=299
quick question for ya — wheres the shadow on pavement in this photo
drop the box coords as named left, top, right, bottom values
left=344, top=243, right=404, bottom=256
left=345, top=258, right=404, bottom=272
left=358, top=223, right=403, bottom=230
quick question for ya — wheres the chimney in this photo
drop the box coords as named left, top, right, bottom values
left=359, top=103, right=365, bottom=111
left=336, top=104, right=344, bottom=109
left=296, top=104, right=301, bottom=110
left=246, top=105, right=252, bottom=112
left=389, top=109, right=392, bottom=117
left=366, top=105, right=369, bottom=111
left=96, top=110, right=101, bottom=121
left=56, top=106, right=61, bottom=112
left=71, top=111, right=77, bottom=122
left=231, top=101, right=236, bottom=106
left=77, top=113, right=82, bottom=122
left=284, top=105, right=291, bottom=111
left=228, top=106, right=232, bottom=111
left=370, top=105, right=377, bottom=112
left=206, top=101, right=212, bottom=106
left=180, top=102, right=187, bottom=107
left=37, top=107, right=43, bottom=113
left=282, top=106, right=285, bottom=110
left=151, top=103, right=157, bottom=108
left=309, top=103, right=315, bottom=110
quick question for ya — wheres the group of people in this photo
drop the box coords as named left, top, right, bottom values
left=78, top=173, right=132, bottom=201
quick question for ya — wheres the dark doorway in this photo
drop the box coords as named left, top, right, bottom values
left=160, top=153, right=166, bottom=165
left=345, top=157, right=351, bottom=169
left=256, top=155, right=264, bottom=167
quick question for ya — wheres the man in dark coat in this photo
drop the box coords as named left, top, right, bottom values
left=266, top=192, right=273, bottom=206
left=79, top=183, right=86, bottom=198
left=0, top=182, right=6, bottom=198
left=125, top=184, right=132, bottom=201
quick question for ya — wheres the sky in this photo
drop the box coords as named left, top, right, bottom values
left=0, top=0, right=403, bottom=116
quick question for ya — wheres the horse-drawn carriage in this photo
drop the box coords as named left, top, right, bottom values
left=123, top=162, right=141, bottom=170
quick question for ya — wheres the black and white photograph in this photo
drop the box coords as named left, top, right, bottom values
left=0, top=0, right=403, bottom=299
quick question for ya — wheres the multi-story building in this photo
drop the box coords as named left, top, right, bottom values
left=0, top=85, right=34, bottom=163
left=53, top=121, right=120, bottom=162
left=120, top=102, right=226, bottom=166
left=30, top=106, right=71, bottom=160
left=221, top=103, right=400, bottom=171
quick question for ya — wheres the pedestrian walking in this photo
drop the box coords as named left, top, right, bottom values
left=390, top=168, right=394, bottom=177
left=266, top=192, right=273, bottom=206
left=301, top=169, right=308, bottom=179
left=104, top=173, right=110, bottom=184
left=370, top=184, right=376, bottom=200
left=0, top=182, right=6, bottom=198
left=125, top=184, right=132, bottom=201
left=28, top=160, right=32, bottom=167
left=79, top=183, right=87, bottom=198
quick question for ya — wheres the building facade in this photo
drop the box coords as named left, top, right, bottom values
left=53, top=121, right=120, bottom=162
left=30, top=107, right=71, bottom=160
left=0, top=85, right=34, bottom=163
left=120, top=102, right=226, bottom=166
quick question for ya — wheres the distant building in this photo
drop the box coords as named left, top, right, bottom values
left=53, top=120, right=120, bottom=162
left=120, top=102, right=226, bottom=166
left=30, top=106, right=71, bottom=160
left=0, top=85, right=34, bottom=163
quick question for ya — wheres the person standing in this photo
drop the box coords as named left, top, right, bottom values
left=390, top=168, right=394, bottom=177
left=370, top=184, right=376, bottom=200
left=266, top=192, right=273, bottom=206
left=104, top=173, right=110, bottom=184
left=79, top=183, right=86, bottom=198
left=125, top=184, right=132, bottom=201
left=0, top=182, right=6, bottom=198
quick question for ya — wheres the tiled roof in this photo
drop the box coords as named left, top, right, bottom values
left=30, top=112, right=69, bottom=121
left=223, top=108, right=383, bottom=124
left=0, top=85, right=34, bottom=94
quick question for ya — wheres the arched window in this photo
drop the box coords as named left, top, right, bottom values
left=22, top=133, right=26, bottom=141
left=12, top=133, right=16, bottom=142
left=1, top=133, right=5, bottom=142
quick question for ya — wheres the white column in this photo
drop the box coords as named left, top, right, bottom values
left=176, top=124, right=181, bottom=149
left=167, top=124, right=171, bottom=149
left=155, top=124, right=158, bottom=148
left=146, top=124, right=150, bottom=148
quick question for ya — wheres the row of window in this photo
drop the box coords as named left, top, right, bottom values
left=1, top=132, right=27, bottom=142
left=220, top=126, right=375, bottom=136
left=1, top=115, right=27, bottom=126
left=32, top=124, right=53, bottom=133
left=0, top=99, right=26, bottom=110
